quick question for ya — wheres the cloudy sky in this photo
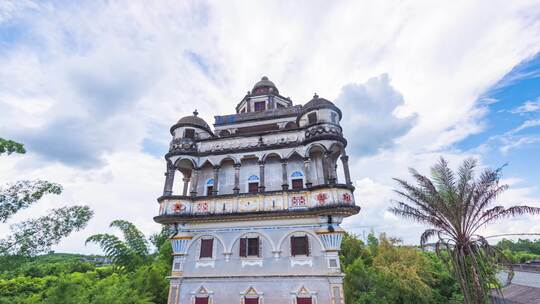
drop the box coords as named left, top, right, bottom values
left=1, top=0, right=540, bottom=254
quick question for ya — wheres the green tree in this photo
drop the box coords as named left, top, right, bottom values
left=389, top=158, right=540, bottom=303
left=86, top=220, right=152, bottom=272
left=0, top=138, right=93, bottom=256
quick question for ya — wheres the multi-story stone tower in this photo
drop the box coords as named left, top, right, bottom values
left=154, top=77, right=360, bottom=304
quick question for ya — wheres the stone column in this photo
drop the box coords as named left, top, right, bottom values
left=182, top=177, right=190, bottom=196
left=258, top=160, right=265, bottom=192
left=340, top=153, right=352, bottom=186
left=163, top=162, right=175, bottom=196
left=190, top=168, right=199, bottom=196
left=212, top=165, right=220, bottom=195
left=281, top=159, right=288, bottom=190
left=233, top=163, right=241, bottom=194
left=303, top=157, right=312, bottom=188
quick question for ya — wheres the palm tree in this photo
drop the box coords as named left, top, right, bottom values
left=389, top=158, right=540, bottom=303
left=86, top=220, right=151, bottom=272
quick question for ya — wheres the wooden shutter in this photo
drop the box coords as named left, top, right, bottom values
left=200, top=239, right=213, bottom=258
left=254, top=237, right=261, bottom=256
left=304, top=235, right=310, bottom=256
left=195, top=297, right=209, bottom=304
left=249, top=182, right=259, bottom=193
left=297, top=297, right=312, bottom=304
left=240, top=238, right=247, bottom=257
left=291, top=236, right=296, bottom=256
left=244, top=298, right=259, bottom=304
left=292, top=179, right=303, bottom=189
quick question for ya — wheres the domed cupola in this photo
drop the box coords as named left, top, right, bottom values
left=170, top=110, right=214, bottom=140
left=252, top=76, right=279, bottom=95
left=297, top=94, right=342, bottom=127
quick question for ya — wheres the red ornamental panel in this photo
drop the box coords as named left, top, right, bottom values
left=291, top=196, right=307, bottom=207
left=196, top=202, right=209, bottom=212
left=342, top=193, right=352, bottom=203
left=316, top=193, right=328, bottom=205
left=172, top=202, right=185, bottom=213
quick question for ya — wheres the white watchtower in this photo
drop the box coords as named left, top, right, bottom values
left=155, top=77, right=360, bottom=304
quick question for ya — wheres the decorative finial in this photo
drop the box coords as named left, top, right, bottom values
left=313, top=93, right=319, bottom=99
left=261, top=76, right=269, bottom=81
left=193, top=109, right=199, bottom=116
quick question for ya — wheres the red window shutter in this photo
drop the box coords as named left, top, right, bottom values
left=250, top=237, right=259, bottom=256
left=244, top=298, right=259, bottom=304
left=291, top=236, right=296, bottom=256
left=240, top=238, right=247, bottom=257
left=200, top=239, right=213, bottom=258
left=249, top=182, right=259, bottom=193
left=292, top=179, right=303, bottom=190
left=297, top=297, right=312, bottom=304
left=195, top=297, right=209, bottom=304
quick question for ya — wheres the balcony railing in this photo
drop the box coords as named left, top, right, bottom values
left=156, top=184, right=357, bottom=220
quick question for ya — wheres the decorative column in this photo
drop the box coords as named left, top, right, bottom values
left=340, top=152, right=352, bottom=186
left=212, top=165, right=220, bottom=195
left=281, top=159, right=289, bottom=190
left=163, top=161, right=175, bottom=196
left=233, top=163, right=241, bottom=194
left=190, top=168, right=199, bottom=196
left=170, top=232, right=193, bottom=277
left=258, top=160, right=266, bottom=192
left=182, top=177, right=190, bottom=196
left=303, top=157, right=312, bottom=188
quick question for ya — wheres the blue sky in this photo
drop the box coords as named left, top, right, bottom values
left=1, top=1, right=540, bottom=253
left=457, top=53, right=540, bottom=197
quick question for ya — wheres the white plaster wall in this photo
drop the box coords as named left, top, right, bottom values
left=197, top=164, right=215, bottom=195
left=309, top=153, right=325, bottom=185
left=239, top=158, right=259, bottom=192
left=218, top=161, right=235, bottom=195
left=264, top=157, right=282, bottom=191
left=177, top=277, right=338, bottom=304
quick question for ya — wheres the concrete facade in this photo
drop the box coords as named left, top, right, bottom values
left=154, top=77, right=359, bottom=304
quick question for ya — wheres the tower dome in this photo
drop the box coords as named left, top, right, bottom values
left=251, top=76, right=279, bottom=95
left=300, top=93, right=342, bottom=119
left=171, top=110, right=213, bottom=135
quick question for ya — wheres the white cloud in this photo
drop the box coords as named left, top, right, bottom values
left=1, top=0, right=540, bottom=251
left=511, top=97, right=540, bottom=113
left=336, top=74, right=417, bottom=157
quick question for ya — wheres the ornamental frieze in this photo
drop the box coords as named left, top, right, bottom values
left=305, top=124, right=342, bottom=139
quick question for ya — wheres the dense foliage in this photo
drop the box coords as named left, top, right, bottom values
left=497, top=239, right=540, bottom=263
left=390, top=158, right=540, bottom=303
left=0, top=222, right=171, bottom=304
left=341, top=232, right=463, bottom=304
left=0, top=138, right=93, bottom=256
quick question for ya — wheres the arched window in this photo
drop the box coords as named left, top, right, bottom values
left=241, top=286, right=263, bottom=304
left=206, top=179, right=214, bottom=196
left=247, top=175, right=259, bottom=193
left=307, top=112, right=317, bottom=125
left=192, top=286, right=212, bottom=304
left=291, top=171, right=304, bottom=190
left=184, top=128, right=195, bottom=139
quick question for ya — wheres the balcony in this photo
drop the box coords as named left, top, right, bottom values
left=154, top=184, right=359, bottom=224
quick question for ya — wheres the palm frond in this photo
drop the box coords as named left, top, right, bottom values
left=110, top=220, right=149, bottom=256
